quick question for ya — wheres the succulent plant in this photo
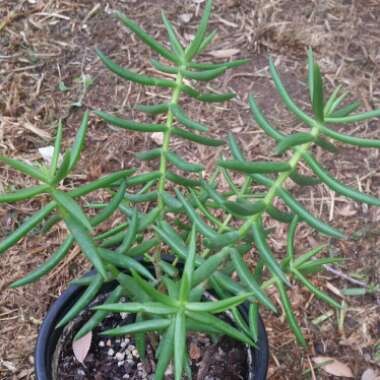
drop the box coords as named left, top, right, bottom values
left=1, top=0, right=379, bottom=378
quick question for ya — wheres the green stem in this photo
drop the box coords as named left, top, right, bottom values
left=158, top=70, right=185, bottom=209
left=238, top=122, right=320, bottom=237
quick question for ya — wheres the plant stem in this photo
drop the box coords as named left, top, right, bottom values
left=158, top=71, right=184, bottom=209
left=238, top=123, right=321, bottom=237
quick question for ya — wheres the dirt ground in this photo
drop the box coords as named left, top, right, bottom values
left=0, top=0, right=379, bottom=379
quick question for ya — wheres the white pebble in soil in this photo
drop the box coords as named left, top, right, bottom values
left=98, top=340, right=105, bottom=347
left=107, top=348, right=115, bottom=356
left=115, top=352, right=125, bottom=361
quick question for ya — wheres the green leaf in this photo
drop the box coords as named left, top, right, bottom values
left=127, top=238, right=159, bottom=258
left=101, top=318, right=171, bottom=336
left=10, top=235, right=74, bottom=287
left=0, top=156, right=49, bottom=183
left=69, top=169, right=136, bottom=198
left=115, top=11, right=180, bottom=64
left=268, top=57, right=316, bottom=127
left=325, top=108, right=380, bottom=124
left=266, top=205, right=294, bottom=223
left=312, top=63, right=324, bottom=122
left=69, top=111, right=89, bottom=171
left=292, top=268, right=341, bottom=309
left=172, top=127, right=224, bottom=146
left=276, top=279, right=307, bottom=347
left=249, top=303, right=259, bottom=342
left=275, top=183, right=346, bottom=239
left=126, top=171, right=161, bottom=186
left=323, top=85, right=342, bottom=116
left=188, top=59, right=249, bottom=71
left=289, top=171, right=321, bottom=186
left=74, top=285, right=123, bottom=340
left=287, top=215, right=299, bottom=260
left=174, top=312, right=186, bottom=380
left=297, top=257, right=344, bottom=275
left=331, top=100, right=361, bottom=118
left=154, top=322, right=175, bottom=380
left=252, top=219, right=290, bottom=286
left=91, top=180, right=127, bottom=226
left=201, top=180, right=225, bottom=207
left=99, top=249, right=154, bottom=281
left=189, top=90, right=235, bottom=103
left=275, top=133, right=314, bottom=155
left=185, top=0, right=212, bottom=60
left=95, top=111, right=166, bottom=132
left=293, top=244, right=327, bottom=267
left=150, top=59, right=178, bottom=74
left=126, top=191, right=158, bottom=203
left=135, top=148, right=162, bottom=161
left=170, top=104, right=208, bottom=132
left=51, top=189, right=92, bottom=231
left=166, top=151, right=204, bottom=172
left=186, top=293, right=254, bottom=313
left=96, top=49, right=177, bottom=88
left=94, top=302, right=177, bottom=315
left=161, top=191, right=183, bottom=210
left=175, top=190, right=218, bottom=240
left=183, top=67, right=226, bottom=81
left=179, top=226, right=196, bottom=302
left=186, top=311, right=253, bottom=345
left=60, top=207, right=107, bottom=279
left=303, top=153, right=380, bottom=206
left=166, top=171, right=200, bottom=187
left=248, top=94, right=284, bottom=142
left=154, top=223, right=188, bottom=260
left=191, top=252, right=226, bottom=287
left=224, top=199, right=266, bottom=217
left=161, top=11, right=184, bottom=57
left=0, top=184, right=49, bottom=203
left=132, top=271, right=177, bottom=306
left=219, top=159, right=291, bottom=174
left=319, top=125, right=380, bottom=148
left=55, top=149, right=71, bottom=181
left=135, top=102, right=170, bottom=114
left=57, top=274, right=104, bottom=327
left=198, top=30, right=217, bottom=53
left=135, top=314, right=146, bottom=360
left=117, top=209, right=138, bottom=255
left=0, top=202, right=55, bottom=255
left=315, top=137, right=338, bottom=153
left=50, top=119, right=63, bottom=177
left=231, top=249, right=277, bottom=312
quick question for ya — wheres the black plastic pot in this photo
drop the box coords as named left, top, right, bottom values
left=35, top=277, right=269, bottom=379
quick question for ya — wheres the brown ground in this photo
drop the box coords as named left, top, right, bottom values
left=0, top=0, right=379, bottom=379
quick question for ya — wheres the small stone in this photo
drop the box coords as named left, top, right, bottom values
left=117, top=360, right=125, bottom=367
left=120, top=312, right=128, bottom=319
left=120, top=340, right=127, bottom=349
left=98, top=340, right=105, bottom=347
left=77, top=369, right=86, bottom=376
left=106, top=339, right=112, bottom=347
left=107, top=348, right=115, bottom=356
left=115, top=352, right=125, bottom=361
left=123, top=375, right=130, bottom=379
left=127, top=345, right=135, bottom=352
left=132, top=349, right=139, bottom=358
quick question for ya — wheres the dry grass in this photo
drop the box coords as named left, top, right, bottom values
left=0, top=0, right=379, bottom=379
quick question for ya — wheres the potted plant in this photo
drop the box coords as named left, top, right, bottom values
left=1, top=0, right=380, bottom=378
